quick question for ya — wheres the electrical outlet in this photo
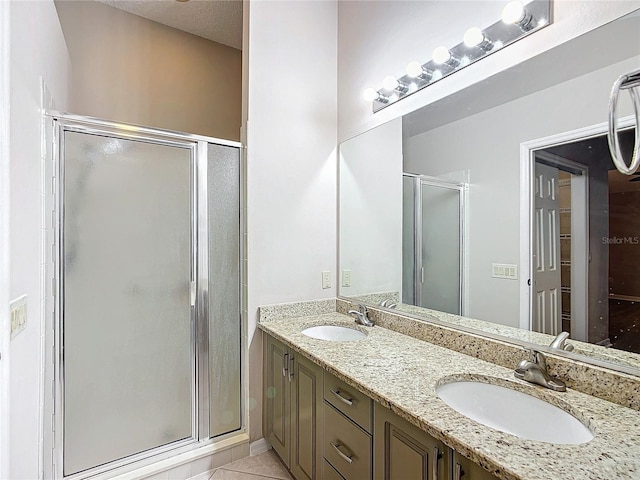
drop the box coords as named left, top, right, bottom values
left=10, top=295, right=28, bottom=339
left=322, top=271, right=331, bottom=289
left=342, top=269, right=351, bottom=287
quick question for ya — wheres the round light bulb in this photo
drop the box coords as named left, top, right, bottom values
left=382, top=75, right=399, bottom=91
left=502, top=1, right=525, bottom=24
left=463, top=27, right=485, bottom=47
left=406, top=61, right=424, bottom=78
left=432, top=46, right=452, bottom=65
left=362, top=87, right=379, bottom=102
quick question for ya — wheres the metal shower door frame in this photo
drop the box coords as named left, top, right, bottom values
left=48, top=112, right=243, bottom=480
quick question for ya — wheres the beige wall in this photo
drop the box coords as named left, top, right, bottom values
left=55, top=1, right=241, bottom=141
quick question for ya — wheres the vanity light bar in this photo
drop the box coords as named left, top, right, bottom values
left=365, top=0, right=551, bottom=113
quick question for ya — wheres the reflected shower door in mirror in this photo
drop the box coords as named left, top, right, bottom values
left=402, top=175, right=466, bottom=315
left=55, top=116, right=242, bottom=478
left=338, top=10, right=640, bottom=374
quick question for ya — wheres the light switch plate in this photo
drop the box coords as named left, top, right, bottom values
left=10, top=295, right=27, bottom=339
left=342, top=269, right=351, bottom=287
left=321, top=271, right=331, bottom=289
left=492, top=263, right=518, bottom=280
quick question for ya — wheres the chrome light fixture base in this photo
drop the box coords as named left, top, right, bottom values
left=371, top=0, right=552, bottom=113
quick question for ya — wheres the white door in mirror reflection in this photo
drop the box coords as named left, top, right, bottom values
left=403, top=175, right=464, bottom=315
left=533, top=162, right=561, bottom=334
left=532, top=154, right=589, bottom=340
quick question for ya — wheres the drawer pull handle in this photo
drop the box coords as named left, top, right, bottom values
left=282, top=353, right=288, bottom=378
left=331, top=389, right=353, bottom=406
left=288, top=356, right=294, bottom=382
left=330, top=442, right=354, bottom=464
left=433, top=447, right=442, bottom=479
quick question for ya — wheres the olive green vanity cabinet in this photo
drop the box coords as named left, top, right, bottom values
left=374, top=402, right=449, bottom=480
left=373, top=403, right=499, bottom=480
left=263, top=333, right=499, bottom=480
left=264, top=334, right=323, bottom=480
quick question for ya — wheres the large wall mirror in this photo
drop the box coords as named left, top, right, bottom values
left=338, top=9, right=640, bottom=374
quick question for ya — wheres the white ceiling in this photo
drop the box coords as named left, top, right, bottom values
left=97, top=0, right=243, bottom=50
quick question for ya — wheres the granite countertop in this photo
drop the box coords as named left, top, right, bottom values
left=258, top=312, right=640, bottom=480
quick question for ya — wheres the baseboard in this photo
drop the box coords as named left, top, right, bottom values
left=249, top=438, right=271, bottom=456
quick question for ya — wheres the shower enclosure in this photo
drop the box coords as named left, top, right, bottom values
left=403, top=174, right=466, bottom=315
left=49, top=114, right=242, bottom=478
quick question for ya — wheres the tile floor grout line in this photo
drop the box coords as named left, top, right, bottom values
left=214, top=467, right=291, bottom=480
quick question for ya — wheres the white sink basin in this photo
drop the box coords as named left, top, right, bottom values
left=301, top=325, right=367, bottom=341
left=436, top=381, right=593, bottom=444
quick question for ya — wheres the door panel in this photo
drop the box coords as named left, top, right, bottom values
left=208, top=143, right=242, bottom=437
left=420, top=183, right=461, bottom=314
left=264, top=335, right=290, bottom=465
left=290, top=355, right=322, bottom=480
left=533, top=161, right=562, bottom=335
left=374, top=403, right=448, bottom=480
left=62, top=132, right=193, bottom=475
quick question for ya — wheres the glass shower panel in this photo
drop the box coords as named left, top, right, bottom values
left=402, top=176, right=416, bottom=304
left=207, top=143, right=242, bottom=437
left=63, top=132, right=193, bottom=476
left=420, top=183, right=461, bottom=314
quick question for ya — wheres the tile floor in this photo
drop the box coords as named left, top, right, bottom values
left=209, top=450, right=293, bottom=480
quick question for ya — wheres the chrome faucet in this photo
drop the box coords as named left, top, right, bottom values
left=549, top=331, right=574, bottom=352
left=514, top=350, right=566, bottom=392
left=379, top=298, right=397, bottom=309
left=348, top=304, right=375, bottom=327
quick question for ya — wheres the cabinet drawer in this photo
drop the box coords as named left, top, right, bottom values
left=323, top=459, right=346, bottom=480
left=324, top=371, right=372, bottom=433
left=324, top=402, right=372, bottom=480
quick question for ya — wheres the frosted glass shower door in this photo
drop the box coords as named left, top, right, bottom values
left=62, top=132, right=194, bottom=476
left=207, top=143, right=241, bottom=437
left=402, top=176, right=416, bottom=304
left=419, top=182, right=461, bottom=314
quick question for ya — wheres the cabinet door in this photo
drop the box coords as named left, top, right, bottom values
left=290, top=353, right=323, bottom=480
left=264, top=334, right=291, bottom=466
left=451, top=451, right=500, bottom=480
left=374, top=403, right=448, bottom=480
left=323, top=460, right=347, bottom=480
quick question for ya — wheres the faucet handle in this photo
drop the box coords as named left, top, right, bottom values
left=532, top=350, right=547, bottom=370
left=549, top=331, right=574, bottom=351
